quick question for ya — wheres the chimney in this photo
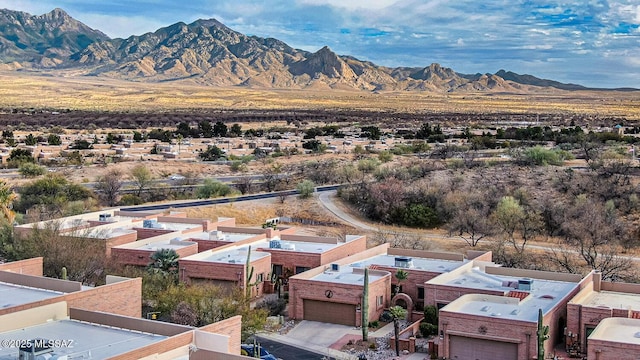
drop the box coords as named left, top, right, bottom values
left=593, top=271, right=602, bottom=292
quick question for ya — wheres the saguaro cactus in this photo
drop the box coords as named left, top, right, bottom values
left=537, top=308, right=549, bottom=360
left=245, top=246, right=255, bottom=301
left=61, top=267, right=67, bottom=280
left=362, top=267, right=369, bottom=341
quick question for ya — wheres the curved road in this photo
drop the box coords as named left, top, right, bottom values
left=317, top=190, right=640, bottom=265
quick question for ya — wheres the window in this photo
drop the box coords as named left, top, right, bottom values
left=272, top=264, right=283, bottom=276
left=418, top=287, right=425, bottom=300
left=377, top=295, right=384, bottom=306
left=256, top=273, right=264, bottom=282
left=295, top=266, right=311, bottom=274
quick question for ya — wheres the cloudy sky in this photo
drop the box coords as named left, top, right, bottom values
left=2, top=0, right=640, bottom=88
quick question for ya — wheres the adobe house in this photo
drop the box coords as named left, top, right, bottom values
left=587, top=317, right=640, bottom=360
left=567, top=271, right=640, bottom=355
left=432, top=267, right=594, bottom=360
left=288, top=261, right=391, bottom=326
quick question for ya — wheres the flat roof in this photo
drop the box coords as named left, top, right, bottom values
left=310, top=267, right=387, bottom=285
left=350, top=254, right=466, bottom=273
left=0, top=319, right=167, bottom=359
left=577, top=290, right=640, bottom=310
left=186, top=245, right=271, bottom=264
left=589, top=317, right=640, bottom=345
left=188, top=231, right=260, bottom=242
left=0, top=282, right=63, bottom=310
left=437, top=268, right=579, bottom=322
left=255, top=239, right=336, bottom=253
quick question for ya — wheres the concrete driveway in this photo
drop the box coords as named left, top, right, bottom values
left=286, top=320, right=361, bottom=347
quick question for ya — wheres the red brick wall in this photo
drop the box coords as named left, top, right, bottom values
left=180, top=255, right=271, bottom=298
left=588, top=339, right=640, bottom=360
left=66, top=277, right=142, bottom=317
left=112, top=244, right=199, bottom=267
left=439, top=311, right=537, bottom=359
left=0, top=257, right=43, bottom=275
left=105, top=232, right=138, bottom=256
left=191, top=239, right=234, bottom=252
left=259, top=249, right=321, bottom=276
left=199, top=315, right=242, bottom=354
left=289, top=273, right=391, bottom=326
left=319, top=236, right=367, bottom=264
left=133, top=227, right=176, bottom=240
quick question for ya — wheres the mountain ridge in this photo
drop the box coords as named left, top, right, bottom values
left=0, top=8, right=635, bottom=92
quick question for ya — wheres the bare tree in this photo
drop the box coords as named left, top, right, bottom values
left=445, top=192, right=494, bottom=247
left=95, top=170, right=123, bottom=206
left=233, top=175, right=254, bottom=195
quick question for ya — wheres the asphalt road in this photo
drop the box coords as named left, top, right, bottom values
left=254, top=336, right=326, bottom=360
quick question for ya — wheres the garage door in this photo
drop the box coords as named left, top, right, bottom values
left=449, top=336, right=518, bottom=360
left=303, top=299, right=356, bottom=326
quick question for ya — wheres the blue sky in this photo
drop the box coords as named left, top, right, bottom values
left=2, top=0, right=640, bottom=88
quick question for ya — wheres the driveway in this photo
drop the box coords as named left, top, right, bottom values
left=286, top=320, right=360, bottom=347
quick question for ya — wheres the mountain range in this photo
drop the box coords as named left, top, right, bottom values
left=0, top=8, right=632, bottom=92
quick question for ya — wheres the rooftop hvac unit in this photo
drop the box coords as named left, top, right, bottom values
left=18, top=339, right=53, bottom=360
left=142, top=219, right=157, bottom=228
left=518, top=278, right=534, bottom=291
left=331, top=263, right=340, bottom=271
left=269, top=240, right=282, bottom=249
left=394, top=257, right=413, bottom=268
left=210, top=230, right=225, bottom=240
left=98, top=213, right=112, bottom=222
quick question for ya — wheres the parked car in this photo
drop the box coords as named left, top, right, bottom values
left=168, top=174, right=185, bottom=180
left=240, top=344, right=278, bottom=360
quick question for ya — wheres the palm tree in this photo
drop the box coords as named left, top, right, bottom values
left=147, top=248, right=179, bottom=278
left=389, top=305, right=408, bottom=356
left=0, top=180, right=17, bottom=224
left=394, top=269, right=408, bottom=296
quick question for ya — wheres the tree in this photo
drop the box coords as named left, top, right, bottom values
left=446, top=192, right=494, bottom=247
left=230, top=123, right=243, bottom=137
left=147, top=248, right=179, bottom=279
left=199, top=145, right=225, bottom=161
left=133, top=131, right=144, bottom=142
left=8, top=148, right=34, bottom=165
left=131, top=164, right=154, bottom=197
left=213, top=121, right=228, bottom=137
left=389, top=305, right=408, bottom=356
left=394, top=269, right=408, bottom=296
left=302, top=139, right=326, bottom=153
left=18, top=163, right=46, bottom=178
left=233, top=176, right=254, bottom=195
left=15, top=175, right=94, bottom=218
left=47, top=134, right=61, bottom=145
left=196, top=179, right=234, bottom=199
left=262, top=163, right=282, bottom=192
left=24, top=133, right=37, bottom=146
left=70, top=139, right=93, bottom=150
left=0, top=180, right=16, bottom=224
left=492, top=196, right=524, bottom=250
left=198, top=120, right=213, bottom=138
left=95, top=171, right=123, bottom=206
left=296, top=180, right=315, bottom=198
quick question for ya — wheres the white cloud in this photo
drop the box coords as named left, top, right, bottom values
left=295, top=0, right=399, bottom=11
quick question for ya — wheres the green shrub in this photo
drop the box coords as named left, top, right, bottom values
left=420, top=322, right=438, bottom=337
left=296, top=180, right=315, bottom=198
left=18, top=163, right=46, bottom=178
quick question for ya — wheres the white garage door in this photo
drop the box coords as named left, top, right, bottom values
left=449, top=335, right=518, bottom=360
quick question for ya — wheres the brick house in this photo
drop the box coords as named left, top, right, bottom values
left=567, top=271, right=640, bottom=355
left=432, top=266, right=594, bottom=360
left=587, top=317, right=640, bottom=360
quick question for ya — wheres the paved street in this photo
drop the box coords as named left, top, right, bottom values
left=255, top=336, right=327, bottom=360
